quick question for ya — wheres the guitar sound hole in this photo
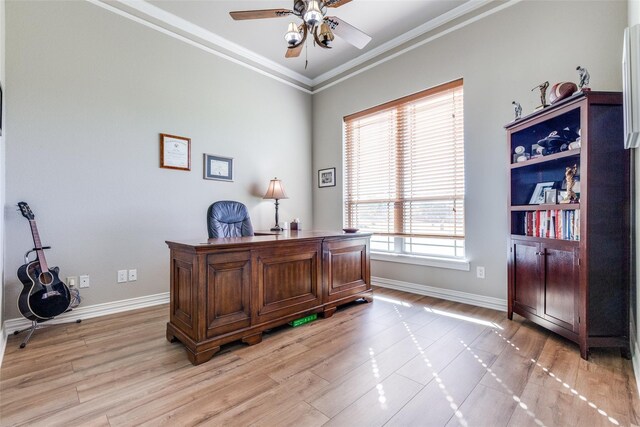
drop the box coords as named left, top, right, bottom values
left=39, top=271, right=53, bottom=285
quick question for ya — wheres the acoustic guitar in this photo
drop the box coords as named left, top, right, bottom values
left=17, top=202, right=71, bottom=320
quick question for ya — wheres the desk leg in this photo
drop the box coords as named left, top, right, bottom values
left=322, top=307, right=337, bottom=318
left=242, top=332, right=263, bottom=346
left=166, top=329, right=179, bottom=343
left=187, top=346, right=221, bottom=365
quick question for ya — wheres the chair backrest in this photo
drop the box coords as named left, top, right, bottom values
left=207, top=201, right=254, bottom=238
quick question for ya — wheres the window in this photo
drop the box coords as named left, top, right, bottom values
left=343, top=79, right=465, bottom=259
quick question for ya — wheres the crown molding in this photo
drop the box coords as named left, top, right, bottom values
left=312, top=0, right=521, bottom=94
left=310, top=0, right=492, bottom=87
left=89, top=0, right=519, bottom=94
left=88, top=0, right=313, bottom=93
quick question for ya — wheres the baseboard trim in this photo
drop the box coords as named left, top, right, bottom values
left=2, top=292, right=170, bottom=346
left=372, top=276, right=507, bottom=312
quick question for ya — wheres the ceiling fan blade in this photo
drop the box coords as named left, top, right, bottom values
left=229, top=9, right=292, bottom=20
left=324, top=16, right=371, bottom=49
left=325, top=0, right=353, bottom=7
left=285, top=44, right=304, bottom=58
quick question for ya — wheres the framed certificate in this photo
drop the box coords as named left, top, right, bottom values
left=204, top=154, right=233, bottom=181
left=160, top=133, right=191, bottom=171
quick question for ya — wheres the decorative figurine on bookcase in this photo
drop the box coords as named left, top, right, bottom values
left=513, top=145, right=529, bottom=163
left=560, top=164, right=579, bottom=203
left=531, top=81, right=549, bottom=110
left=576, top=66, right=591, bottom=92
left=512, top=101, right=522, bottom=121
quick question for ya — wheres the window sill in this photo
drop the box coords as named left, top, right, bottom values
left=371, top=252, right=470, bottom=271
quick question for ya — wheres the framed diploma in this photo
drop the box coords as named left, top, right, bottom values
left=160, top=133, right=191, bottom=171
left=204, top=154, right=233, bottom=181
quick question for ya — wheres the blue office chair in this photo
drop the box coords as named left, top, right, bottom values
left=207, top=201, right=254, bottom=238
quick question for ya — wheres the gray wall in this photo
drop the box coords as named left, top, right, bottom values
left=2, top=0, right=312, bottom=320
left=312, top=0, right=627, bottom=300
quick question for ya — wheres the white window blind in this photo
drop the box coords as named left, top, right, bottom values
left=344, top=79, right=465, bottom=257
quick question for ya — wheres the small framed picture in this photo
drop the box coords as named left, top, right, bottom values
left=529, top=181, right=555, bottom=204
left=204, top=154, right=233, bottom=181
left=544, top=188, right=558, bottom=204
left=318, top=167, right=336, bottom=188
left=160, top=133, right=191, bottom=171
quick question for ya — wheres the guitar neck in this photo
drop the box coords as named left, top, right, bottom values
left=29, top=220, right=50, bottom=272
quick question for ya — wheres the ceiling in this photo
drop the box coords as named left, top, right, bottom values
left=101, top=0, right=493, bottom=90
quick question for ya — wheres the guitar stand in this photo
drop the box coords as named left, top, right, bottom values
left=13, top=316, right=82, bottom=349
left=15, top=245, right=83, bottom=349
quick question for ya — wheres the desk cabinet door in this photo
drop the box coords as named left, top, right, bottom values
left=253, top=242, right=322, bottom=324
left=323, top=237, right=370, bottom=304
left=205, top=251, right=252, bottom=338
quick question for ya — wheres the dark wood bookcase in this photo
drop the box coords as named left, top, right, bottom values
left=505, top=91, right=630, bottom=359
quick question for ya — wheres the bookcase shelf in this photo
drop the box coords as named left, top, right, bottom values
left=510, top=203, right=580, bottom=212
left=509, top=234, right=580, bottom=246
left=510, top=148, right=580, bottom=169
left=505, top=91, right=629, bottom=360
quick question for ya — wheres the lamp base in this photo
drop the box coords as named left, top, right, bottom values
left=270, top=226, right=283, bottom=232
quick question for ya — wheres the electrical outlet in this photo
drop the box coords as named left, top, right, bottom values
left=476, top=266, right=485, bottom=279
left=66, top=276, right=78, bottom=288
left=128, top=269, right=137, bottom=281
left=117, top=270, right=128, bottom=283
left=79, top=275, right=90, bottom=288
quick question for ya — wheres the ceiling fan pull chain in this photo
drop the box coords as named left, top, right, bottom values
left=305, top=41, right=309, bottom=69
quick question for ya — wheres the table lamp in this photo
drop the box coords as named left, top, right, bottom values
left=263, top=178, right=288, bottom=231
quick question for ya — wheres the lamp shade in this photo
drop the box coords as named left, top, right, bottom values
left=263, top=178, right=288, bottom=200
left=284, top=22, right=302, bottom=45
left=304, top=0, right=323, bottom=26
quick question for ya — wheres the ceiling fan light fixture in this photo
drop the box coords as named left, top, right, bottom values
left=284, top=22, right=302, bottom=45
left=318, top=22, right=335, bottom=47
left=304, top=0, right=324, bottom=26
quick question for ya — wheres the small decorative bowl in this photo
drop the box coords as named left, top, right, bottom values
left=342, top=228, right=359, bottom=233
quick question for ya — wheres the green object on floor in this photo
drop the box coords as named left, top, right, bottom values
left=289, top=313, right=317, bottom=327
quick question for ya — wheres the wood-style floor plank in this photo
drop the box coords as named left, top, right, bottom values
left=1, top=286, right=638, bottom=427
left=323, top=373, right=423, bottom=427
left=250, top=401, right=329, bottom=427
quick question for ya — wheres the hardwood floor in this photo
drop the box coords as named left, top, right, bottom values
left=1, top=286, right=638, bottom=427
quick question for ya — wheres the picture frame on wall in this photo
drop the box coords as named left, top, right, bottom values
left=160, top=133, right=191, bottom=171
left=204, top=154, right=233, bottom=181
left=318, top=167, right=336, bottom=188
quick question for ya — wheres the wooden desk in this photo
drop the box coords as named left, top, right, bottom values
left=165, top=231, right=372, bottom=364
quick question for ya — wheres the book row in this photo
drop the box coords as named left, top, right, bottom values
left=523, top=210, right=580, bottom=240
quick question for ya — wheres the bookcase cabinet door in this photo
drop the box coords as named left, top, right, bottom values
left=541, top=241, right=579, bottom=333
left=510, top=240, right=542, bottom=316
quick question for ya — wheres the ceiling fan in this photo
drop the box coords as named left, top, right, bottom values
left=230, top=0, right=372, bottom=59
